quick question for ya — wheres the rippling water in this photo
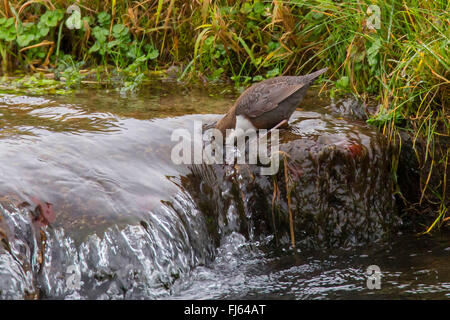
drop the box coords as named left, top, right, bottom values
left=0, top=81, right=448, bottom=299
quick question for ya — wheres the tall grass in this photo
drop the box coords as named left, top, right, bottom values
left=0, top=0, right=448, bottom=231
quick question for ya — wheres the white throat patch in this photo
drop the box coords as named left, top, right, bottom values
left=223, top=115, right=257, bottom=145
left=235, top=115, right=256, bottom=131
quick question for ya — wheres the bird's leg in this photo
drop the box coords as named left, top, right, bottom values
left=258, top=119, right=288, bottom=141
left=271, top=119, right=289, bottom=131
left=245, top=119, right=288, bottom=152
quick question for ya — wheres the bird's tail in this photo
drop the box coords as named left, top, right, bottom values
left=304, top=67, right=328, bottom=83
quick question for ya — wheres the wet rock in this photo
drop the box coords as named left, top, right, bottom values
left=164, top=65, right=182, bottom=80
left=325, top=97, right=370, bottom=120
left=0, top=102, right=402, bottom=298
left=185, top=110, right=401, bottom=248
left=323, top=97, right=449, bottom=231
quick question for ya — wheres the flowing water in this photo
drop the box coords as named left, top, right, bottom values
left=0, top=81, right=448, bottom=299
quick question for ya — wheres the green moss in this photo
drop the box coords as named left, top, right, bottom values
left=0, top=75, right=71, bottom=95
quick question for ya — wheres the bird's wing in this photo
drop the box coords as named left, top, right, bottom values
left=235, top=82, right=305, bottom=118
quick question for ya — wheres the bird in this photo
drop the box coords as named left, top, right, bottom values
left=215, top=67, right=328, bottom=138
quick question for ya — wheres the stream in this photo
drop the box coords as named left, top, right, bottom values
left=0, top=81, right=449, bottom=299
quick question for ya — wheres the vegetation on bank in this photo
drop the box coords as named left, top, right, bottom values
left=0, top=0, right=448, bottom=231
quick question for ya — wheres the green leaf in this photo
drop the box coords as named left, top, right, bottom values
left=267, top=41, right=280, bottom=53
left=92, top=26, right=108, bottom=43
left=39, top=27, right=50, bottom=37
left=107, top=40, right=121, bottom=48
left=148, top=48, right=159, bottom=60
left=16, top=34, right=35, bottom=47
left=266, top=67, right=280, bottom=78
left=204, top=36, right=214, bottom=47
left=211, top=67, right=224, bottom=80
left=66, top=10, right=82, bottom=30
left=36, top=50, right=46, bottom=59
left=367, top=38, right=382, bottom=67
left=242, top=76, right=252, bottom=84
left=367, top=108, right=404, bottom=126
left=252, top=75, right=264, bottom=82
left=135, top=55, right=148, bottom=63
left=82, top=16, right=92, bottom=25
left=88, top=41, right=101, bottom=53
left=253, top=1, right=265, bottom=14
left=4, top=17, right=15, bottom=28
left=213, top=50, right=222, bottom=59
left=246, top=21, right=256, bottom=30
left=40, top=9, right=63, bottom=27
left=112, top=24, right=125, bottom=34
left=240, top=2, right=252, bottom=14
left=126, top=41, right=143, bottom=59
left=1, top=26, right=16, bottom=41
left=7, top=33, right=16, bottom=41
left=112, top=24, right=129, bottom=39
left=97, top=12, right=111, bottom=27
left=336, top=76, right=349, bottom=89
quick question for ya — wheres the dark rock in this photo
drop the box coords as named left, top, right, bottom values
left=0, top=105, right=403, bottom=299
left=394, top=128, right=450, bottom=230
left=186, top=110, right=401, bottom=249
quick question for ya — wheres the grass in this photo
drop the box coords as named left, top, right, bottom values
left=0, top=0, right=448, bottom=232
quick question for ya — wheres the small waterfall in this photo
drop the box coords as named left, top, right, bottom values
left=2, top=90, right=427, bottom=300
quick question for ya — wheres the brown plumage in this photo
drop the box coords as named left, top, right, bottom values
left=216, top=67, right=328, bottom=135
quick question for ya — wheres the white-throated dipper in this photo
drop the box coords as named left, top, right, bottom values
left=215, top=67, right=328, bottom=137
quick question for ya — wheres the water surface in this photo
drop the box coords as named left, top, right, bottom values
left=0, top=81, right=448, bottom=299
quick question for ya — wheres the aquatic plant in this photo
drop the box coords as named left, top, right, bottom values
left=0, top=73, right=68, bottom=94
